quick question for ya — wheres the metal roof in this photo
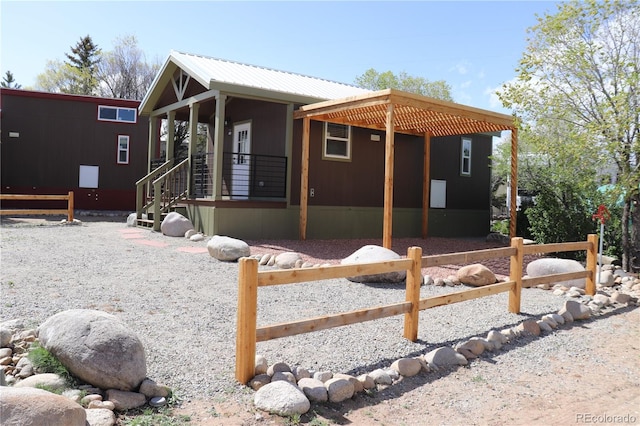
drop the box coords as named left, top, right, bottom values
left=170, top=50, right=370, bottom=101
left=294, top=88, right=516, bottom=137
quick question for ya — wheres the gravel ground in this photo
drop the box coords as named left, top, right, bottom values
left=0, top=214, right=634, bottom=416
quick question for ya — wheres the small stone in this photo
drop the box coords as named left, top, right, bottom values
left=267, top=362, right=291, bottom=376
left=537, top=320, right=552, bottom=333
left=325, top=378, right=354, bottom=403
left=517, top=320, right=541, bottom=336
left=249, top=374, right=271, bottom=391
left=88, top=400, right=116, bottom=410
left=149, top=396, right=167, bottom=407
left=390, top=358, right=422, bottom=377
left=611, top=291, right=631, bottom=304
left=272, top=371, right=297, bottom=384
left=357, top=374, right=376, bottom=390
left=313, top=371, right=333, bottom=383
left=297, top=377, right=328, bottom=402
left=369, top=369, right=392, bottom=385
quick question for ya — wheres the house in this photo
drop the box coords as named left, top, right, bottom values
left=0, top=88, right=149, bottom=211
left=137, top=51, right=518, bottom=245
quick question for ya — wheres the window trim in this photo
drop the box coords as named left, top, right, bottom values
left=460, top=137, right=472, bottom=176
left=322, top=122, right=352, bottom=161
left=98, top=105, right=137, bottom=124
left=117, top=135, right=130, bottom=164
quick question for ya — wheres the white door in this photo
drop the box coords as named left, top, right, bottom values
left=232, top=122, right=251, bottom=199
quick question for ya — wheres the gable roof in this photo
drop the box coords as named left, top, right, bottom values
left=139, top=51, right=370, bottom=115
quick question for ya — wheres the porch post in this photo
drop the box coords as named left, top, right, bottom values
left=187, top=102, right=199, bottom=197
left=509, top=128, right=518, bottom=238
left=147, top=116, right=158, bottom=173
left=212, top=94, right=226, bottom=201
left=383, top=103, right=395, bottom=249
left=299, top=117, right=310, bottom=240
left=166, top=110, right=175, bottom=165
left=284, top=103, right=294, bottom=206
left=421, top=132, right=431, bottom=239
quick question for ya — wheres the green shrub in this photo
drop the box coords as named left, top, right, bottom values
left=28, top=343, right=73, bottom=385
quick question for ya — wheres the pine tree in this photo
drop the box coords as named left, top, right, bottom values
left=1, top=71, right=22, bottom=89
left=64, top=35, right=101, bottom=95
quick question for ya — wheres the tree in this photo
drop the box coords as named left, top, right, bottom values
left=64, top=35, right=101, bottom=95
left=96, top=35, right=159, bottom=100
left=497, top=0, right=639, bottom=271
left=355, top=69, right=453, bottom=101
left=35, top=60, right=86, bottom=94
left=1, top=71, right=21, bottom=89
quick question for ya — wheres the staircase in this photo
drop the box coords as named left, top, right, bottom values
left=135, top=158, right=190, bottom=231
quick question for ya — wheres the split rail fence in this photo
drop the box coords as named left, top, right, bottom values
left=236, top=234, right=598, bottom=383
left=0, top=191, right=74, bottom=222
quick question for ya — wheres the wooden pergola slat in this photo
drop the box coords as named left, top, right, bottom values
left=293, top=88, right=518, bottom=248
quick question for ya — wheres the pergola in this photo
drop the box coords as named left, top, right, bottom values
left=293, top=88, right=518, bottom=248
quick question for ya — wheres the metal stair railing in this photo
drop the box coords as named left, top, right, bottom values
left=135, top=160, right=172, bottom=221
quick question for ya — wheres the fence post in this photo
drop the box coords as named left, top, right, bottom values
left=585, top=234, right=598, bottom=296
left=509, top=237, right=524, bottom=313
left=67, top=191, right=74, bottom=222
left=235, top=257, right=258, bottom=384
left=403, top=246, right=423, bottom=342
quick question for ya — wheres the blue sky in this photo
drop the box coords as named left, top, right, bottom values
left=1, top=1, right=560, bottom=113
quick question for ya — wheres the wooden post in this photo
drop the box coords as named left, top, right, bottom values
left=299, top=117, right=310, bottom=240
left=383, top=103, right=395, bottom=249
left=585, top=233, right=598, bottom=296
left=508, top=237, right=523, bottom=313
left=235, top=257, right=258, bottom=384
left=509, top=128, right=518, bottom=239
left=67, top=191, right=74, bottom=222
left=421, top=132, right=431, bottom=239
left=403, top=246, right=422, bottom=342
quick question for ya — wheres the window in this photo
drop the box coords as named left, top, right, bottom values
left=117, top=135, right=130, bottom=164
left=98, top=105, right=137, bottom=123
left=323, top=122, right=351, bottom=161
left=460, top=137, right=472, bottom=176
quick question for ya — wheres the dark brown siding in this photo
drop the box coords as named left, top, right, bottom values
left=291, top=120, right=491, bottom=210
left=429, top=134, right=492, bottom=210
left=1, top=89, right=149, bottom=210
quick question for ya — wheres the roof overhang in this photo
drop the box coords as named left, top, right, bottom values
left=293, top=88, right=515, bottom=137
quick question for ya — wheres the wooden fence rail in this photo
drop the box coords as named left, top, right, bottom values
left=235, top=234, right=598, bottom=383
left=0, top=192, right=74, bottom=222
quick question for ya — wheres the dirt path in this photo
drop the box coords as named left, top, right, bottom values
left=175, top=307, right=639, bottom=426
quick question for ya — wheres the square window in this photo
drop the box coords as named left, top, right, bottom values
left=323, top=122, right=351, bottom=161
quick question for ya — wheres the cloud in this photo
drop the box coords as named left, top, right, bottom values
left=460, top=80, right=472, bottom=89
left=484, top=85, right=502, bottom=109
left=450, top=61, right=469, bottom=75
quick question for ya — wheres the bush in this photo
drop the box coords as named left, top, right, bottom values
left=28, top=342, right=74, bottom=385
left=525, top=186, right=596, bottom=260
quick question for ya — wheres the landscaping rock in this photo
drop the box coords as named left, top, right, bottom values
left=424, top=347, right=468, bottom=369
left=207, top=235, right=250, bottom=261
left=325, top=377, right=354, bottom=402
left=105, top=389, right=146, bottom=411
left=297, top=377, right=328, bottom=402
left=38, top=309, right=146, bottom=391
left=275, top=252, right=303, bottom=269
left=0, top=386, right=86, bottom=426
left=560, top=300, right=591, bottom=320
left=456, top=263, right=496, bottom=286
left=160, top=212, right=194, bottom=237
left=526, top=258, right=586, bottom=289
left=84, top=408, right=116, bottom=426
left=14, top=373, right=67, bottom=391
left=254, top=380, right=310, bottom=416
left=341, top=245, right=406, bottom=283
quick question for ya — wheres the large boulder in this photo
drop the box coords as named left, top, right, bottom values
left=526, top=258, right=586, bottom=289
left=207, top=235, right=250, bottom=261
left=38, top=309, right=146, bottom=391
left=0, top=387, right=86, bottom=426
left=341, top=245, right=406, bottom=284
left=254, top=380, right=310, bottom=416
left=160, top=212, right=194, bottom=237
left=456, top=264, right=496, bottom=286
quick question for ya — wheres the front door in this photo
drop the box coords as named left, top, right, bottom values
left=232, top=122, right=251, bottom=199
